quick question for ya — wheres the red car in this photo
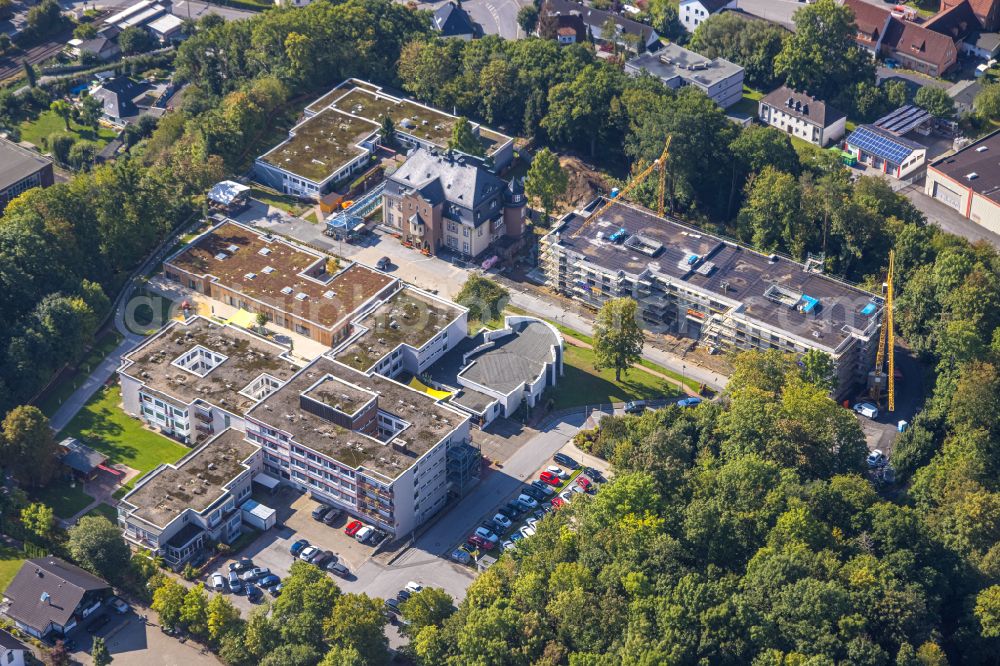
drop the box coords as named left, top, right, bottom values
left=467, top=535, right=495, bottom=551
left=551, top=497, right=565, bottom=509
left=539, top=471, right=560, bottom=486
left=345, top=520, right=363, bottom=536
left=576, top=477, right=591, bottom=492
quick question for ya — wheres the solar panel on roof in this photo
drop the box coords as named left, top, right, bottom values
left=847, top=127, right=915, bottom=166
left=873, top=105, right=932, bottom=136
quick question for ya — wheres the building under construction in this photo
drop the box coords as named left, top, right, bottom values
left=539, top=198, right=885, bottom=398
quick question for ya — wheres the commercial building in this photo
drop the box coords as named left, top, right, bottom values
left=925, top=129, right=1000, bottom=235
left=118, top=316, right=303, bottom=443
left=758, top=86, right=847, bottom=147
left=625, top=44, right=744, bottom=108
left=100, top=0, right=184, bottom=43
left=679, top=0, right=736, bottom=32
left=382, top=149, right=527, bottom=258
left=254, top=79, right=514, bottom=199
left=539, top=199, right=883, bottom=396
left=163, top=220, right=397, bottom=347
left=117, top=429, right=262, bottom=567
left=0, top=139, right=54, bottom=214
left=844, top=113, right=928, bottom=180
left=2, top=558, right=111, bottom=639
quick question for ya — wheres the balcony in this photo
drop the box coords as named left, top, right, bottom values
left=195, top=423, right=214, bottom=435
left=194, top=410, right=212, bottom=423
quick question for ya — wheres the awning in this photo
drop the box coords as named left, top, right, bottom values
left=226, top=309, right=258, bottom=329
left=408, top=376, right=453, bottom=400
left=253, top=473, right=281, bottom=490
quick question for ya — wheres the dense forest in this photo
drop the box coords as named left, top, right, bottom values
left=0, top=0, right=999, bottom=662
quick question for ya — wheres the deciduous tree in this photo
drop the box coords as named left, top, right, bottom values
left=593, top=298, right=644, bottom=382
left=67, top=516, right=132, bottom=582
left=0, top=405, right=59, bottom=487
left=524, top=147, right=568, bottom=225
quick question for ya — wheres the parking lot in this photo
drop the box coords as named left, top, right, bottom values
left=202, top=487, right=386, bottom=612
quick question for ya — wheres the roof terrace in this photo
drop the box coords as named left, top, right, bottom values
left=122, top=429, right=259, bottom=527
left=248, top=356, right=467, bottom=481
left=120, top=317, right=301, bottom=414
left=165, top=221, right=395, bottom=331
left=334, top=288, right=465, bottom=371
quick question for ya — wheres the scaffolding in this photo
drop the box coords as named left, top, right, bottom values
left=446, top=440, right=481, bottom=499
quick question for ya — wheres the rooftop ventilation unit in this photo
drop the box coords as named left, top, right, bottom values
left=281, top=286, right=293, bottom=295
left=323, top=290, right=336, bottom=299
left=295, top=292, right=308, bottom=301
left=214, top=252, right=228, bottom=261
left=695, top=261, right=715, bottom=276
left=977, top=146, right=989, bottom=152
left=967, top=172, right=979, bottom=180
left=262, top=266, right=275, bottom=274
left=226, top=244, right=240, bottom=253
left=244, top=272, right=257, bottom=280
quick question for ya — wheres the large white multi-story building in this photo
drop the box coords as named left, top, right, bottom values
left=625, top=44, right=744, bottom=108
left=540, top=199, right=884, bottom=397
left=758, top=86, right=847, bottom=148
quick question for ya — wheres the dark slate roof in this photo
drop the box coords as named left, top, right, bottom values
left=388, top=148, right=504, bottom=211
left=926, top=0, right=980, bottom=40
left=79, top=36, right=118, bottom=55
left=0, top=139, right=51, bottom=192
left=0, top=629, right=27, bottom=652
left=433, top=2, right=476, bottom=37
left=761, top=86, right=846, bottom=128
left=59, top=437, right=107, bottom=474
left=91, top=77, right=142, bottom=119
left=4, top=557, right=110, bottom=631
left=690, top=0, right=733, bottom=12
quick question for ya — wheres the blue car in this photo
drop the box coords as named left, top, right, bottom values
left=676, top=397, right=702, bottom=408
left=510, top=531, right=524, bottom=542
left=259, top=574, right=280, bottom=589
left=290, top=539, right=309, bottom=556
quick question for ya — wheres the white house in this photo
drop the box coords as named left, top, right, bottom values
left=0, top=630, right=28, bottom=666
left=679, top=0, right=736, bottom=32
left=758, top=86, right=847, bottom=147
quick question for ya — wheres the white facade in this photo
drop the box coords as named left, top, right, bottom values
left=926, top=165, right=1000, bottom=236
left=758, top=99, right=846, bottom=147
left=679, top=0, right=735, bottom=33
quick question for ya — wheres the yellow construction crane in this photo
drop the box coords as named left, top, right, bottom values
left=572, top=137, right=671, bottom=238
left=872, top=250, right=895, bottom=412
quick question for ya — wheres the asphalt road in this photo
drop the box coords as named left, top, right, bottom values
left=171, top=0, right=258, bottom=22
left=731, top=0, right=802, bottom=30
left=899, top=181, right=1000, bottom=249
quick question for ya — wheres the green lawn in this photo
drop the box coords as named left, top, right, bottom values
left=29, top=479, right=94, bottom=519
left=58, top=385, right=189, bottom=489
left=37, top=330, right=124, bottom=417
left=251, top=187, right=304, bottom=214
left=301, top=210, right=320, bottom=224
left=84, top=503, right=119, bottom=523
left=0, top=546, right=24, bottom=593
left=19, top=110, right=117, bottom=150
left=549, top=345, right=681, bottom=410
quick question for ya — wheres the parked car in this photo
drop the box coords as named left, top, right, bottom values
left=299, top=546, right=320, bottom=562
left=496, top=505, right=517, bottom=520
left=502, top=540, right=515, bottom=550
left=345, top=520, right=363, bottom=536
left=676, top=397, right=702, bottom=408
left=210, top=573, right=226, bottom=591
left=259, top=574, right=281, bottom=589
left=526, top=517, right=539, bottom=529
left=229, top=558, right=254, bottom=572
left=312, top=550, right=335, bottom=568
left=484, top=519, right=508, bottom=535
left=467, top=535, right=495, bottom=551
left=396, top=589, right=411, bottom=602
left=328, top=562, right=350, bottom=578
left=355, top=525, right=375, bottom=543
left=553, top=452, right=579, bottom=469
left=517, top=494, right=538, bottom=509
left=510, top=531, right=524, bottom=543
left=882, top=466, right=897, bottom=484
left=546, top=465, right=569, bottom=480
left=450, top=549, right=472, bottom=564
left=551, top=497, right=565, bottom=509
left=290, top=540, right=309, bottom=556
left=624, top=400, right=646, bottom=414
left=539, top=471, right=560, bottom=486
left=503, top=501, right=525, bottom=518
left=474, top=526, right=499, bottom=543
left=322, top=507, right=343, bottom=525
left=523, top=484, right=546, bottom=501
left=86, top=614, right=110, bottom=634
left=312, top=504, right=333, bottom=521
left=493, top=513, right=513, bottom=530
left=109, top=597, right=129, bottom=614
left=520, top=525, right=536, bottom=538
left=866, top=449, right=886, bottom=468
left=583, top=467, right=605, bottom=483
left=576, top=476, right=592, bottom=492
left=241, top=567, right=269, bottom=582
left=559, top=489, right=573, bottom=503
left=246, top=584, right=263, bottom=603
left=269, top=583, right=283, bottom=597
left=531, top=480, right=556, bottom=496
left=376, top=256, right=392, bottom=271
left=228, top=572, right=243, bottom=594
left=853, top=402, right=879, bottom=419
left=385, top=598, right=401, bottom=614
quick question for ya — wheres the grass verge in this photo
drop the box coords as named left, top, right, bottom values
left=549, top=345, right=681, bottom=410
left=251, top=187, right=303, bottom=214
left=0, top=546, right=24, bottom=593
left=57, top=385, right=189, bottom=490
left=37, top=330, right=125, bottom=417
left=29, top=479, right=94, bottom=519
left=19, top=110, right=117, bottom=150
left=84, top=503, right=119, bottom=523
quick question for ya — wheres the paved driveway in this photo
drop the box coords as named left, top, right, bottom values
left=900, top=182, right=1000, bottom=249
left=69, top=609, right=221, bottom=666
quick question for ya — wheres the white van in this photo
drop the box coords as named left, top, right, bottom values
left=355, top=526, right=375, bottom=543
left=853, top=402, right=879, bottom=419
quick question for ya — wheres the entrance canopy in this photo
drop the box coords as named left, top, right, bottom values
left=253, top=472, right=281, bottom=490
